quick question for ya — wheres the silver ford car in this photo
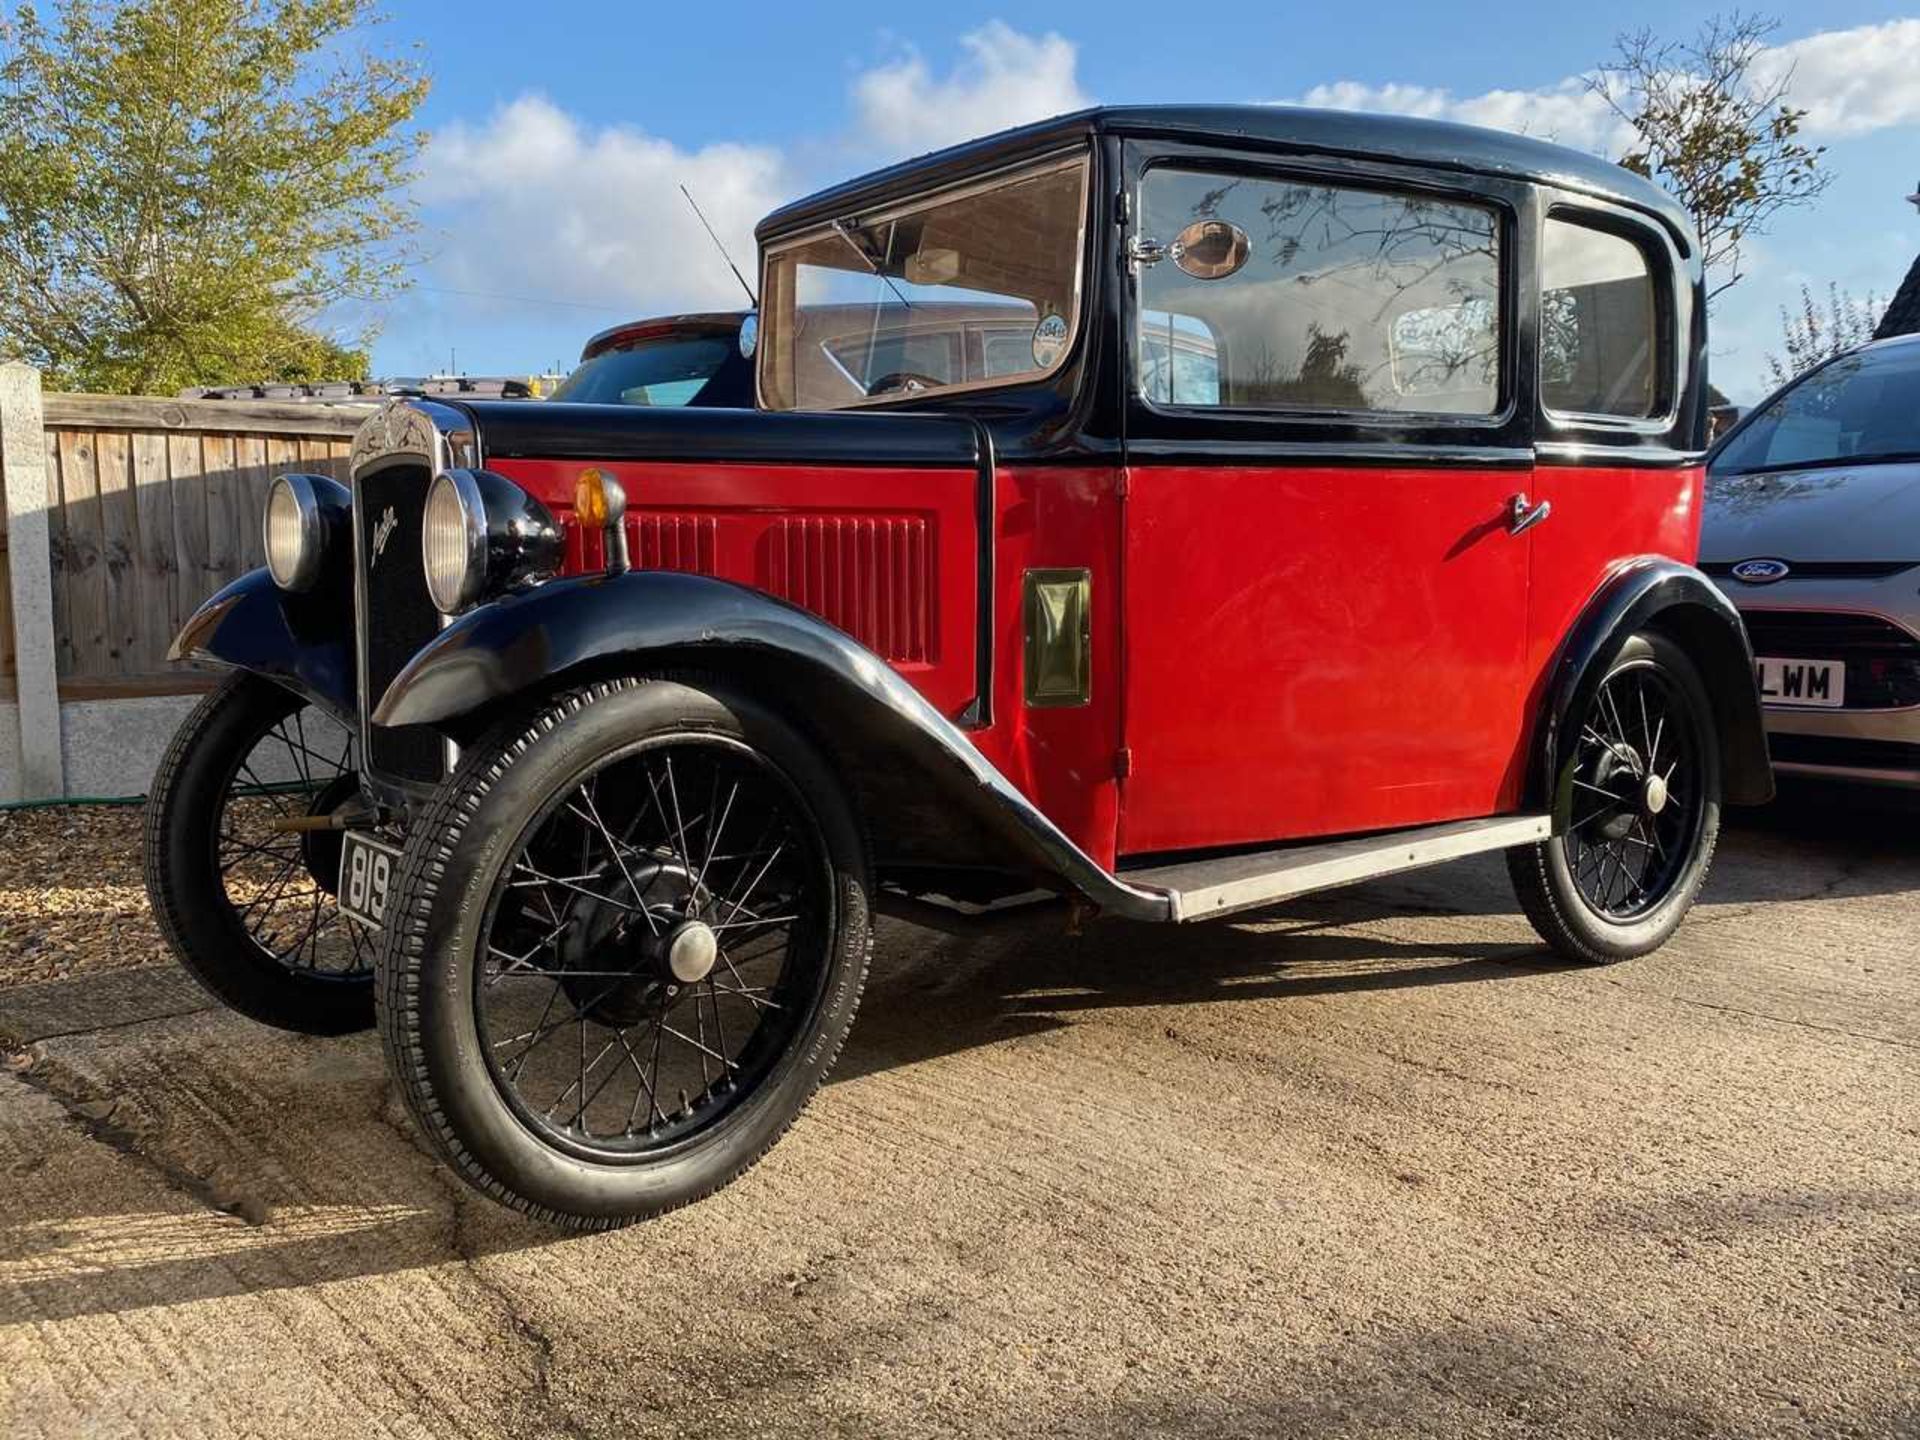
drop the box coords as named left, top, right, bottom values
left=1703, top=332, right=1920, bottom=788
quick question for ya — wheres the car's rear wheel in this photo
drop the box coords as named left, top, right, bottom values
left=377, top=676, right=871, bottom=1229
left=1509, top=631, right=1721, bottom=963
left=144, top=671, right=377, bottom=1033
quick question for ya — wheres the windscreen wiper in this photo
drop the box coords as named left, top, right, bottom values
left=832, top=218, right=914, bottom=310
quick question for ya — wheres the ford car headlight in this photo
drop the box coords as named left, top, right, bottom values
left=263, top=473, right=345, bottom=592
left=422, top=469, right=565, bottom=616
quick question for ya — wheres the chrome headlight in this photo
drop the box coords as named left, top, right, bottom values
left=263, top=473, right=341, bottom=592
left=423, top=469, right=489, bottom=614
left=422, top=469, right=565, bottom=616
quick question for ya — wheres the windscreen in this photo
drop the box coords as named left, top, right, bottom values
left=550, top=333, right=734, bottom=406
left=1716, top=343, right=1920, bottom=473
left=760, top=153, right=1089, bottom=411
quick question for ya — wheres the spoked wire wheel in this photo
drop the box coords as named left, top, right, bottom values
left=378, top=677, right=871, bottom=1228
left=479, top=733, right=833, bottom=1158
left=1563, top=653, right=1707, bottom=921
left=146, top=672, right=381, bottom=1033
left=216, top=702, right=375, bottom=979
left=1509, top=631, right=1722, bottom=964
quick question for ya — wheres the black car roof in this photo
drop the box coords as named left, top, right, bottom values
left=757, top=104, right=1695, bottom=252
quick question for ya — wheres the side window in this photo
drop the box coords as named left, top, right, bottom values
left=1541, top=216, right=1662, bottom=419
left=1133, top=168, right=1501, bottom=416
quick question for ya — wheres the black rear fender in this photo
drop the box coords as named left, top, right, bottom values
left=372, top=571, right=1169, bottom=921
left=1535, top=558, right=1773, bottom=811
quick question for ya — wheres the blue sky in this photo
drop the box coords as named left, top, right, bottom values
left=353, top=1, right=1920, bottom=401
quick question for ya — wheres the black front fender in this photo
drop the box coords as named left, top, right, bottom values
left=1538, top=557, right=1773, bottom=810
left=169, top=568, right=356, bottom=722
left=373, top=572, right=1169, bottom=921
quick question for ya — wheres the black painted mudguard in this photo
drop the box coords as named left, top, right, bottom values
left=372, top=570, right=1169, bottom=921
left=1536, top=557, right=1774, bottom=811
left=168, top=568, right=356, bottom=722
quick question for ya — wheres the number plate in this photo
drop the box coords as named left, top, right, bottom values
left=1755, top=656, right=1846, bottom=709
left=338, top=832, right=402, bottom=930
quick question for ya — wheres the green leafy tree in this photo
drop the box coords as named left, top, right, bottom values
left=1765, top=283, right=1885, bottom=386
left=0, top=0, right=427, bottom=392
left=1591, top=13, right=1830, bottom=303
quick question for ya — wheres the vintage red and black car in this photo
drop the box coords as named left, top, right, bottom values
left=147, top=105, right=1771, bottom=1227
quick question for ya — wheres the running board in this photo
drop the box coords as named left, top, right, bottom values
left=1124, top=815, right=1552, bottom=922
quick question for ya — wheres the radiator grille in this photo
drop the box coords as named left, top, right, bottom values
left=356, top=463, right=445, bottom=785
left=760, top=515, right=933, bottom=663
left=1742, top=610, right=1920, bottom=710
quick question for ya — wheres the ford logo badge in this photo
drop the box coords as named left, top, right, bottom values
left=1731, top=558, right=1791, bottom=584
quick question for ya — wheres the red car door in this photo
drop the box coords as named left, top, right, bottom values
left=1116, top=156, right=1537, bottom=856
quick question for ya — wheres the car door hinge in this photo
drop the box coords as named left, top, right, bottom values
left=1114, top=746, right=1133, bottom=780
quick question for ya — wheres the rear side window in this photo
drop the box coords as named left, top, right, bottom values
left=1541, top=217, right=1662, bottom=419
left=1133, top=168, right=1502, bottom=416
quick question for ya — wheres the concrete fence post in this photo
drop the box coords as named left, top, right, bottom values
left=1, top=361, right=65, bottom=800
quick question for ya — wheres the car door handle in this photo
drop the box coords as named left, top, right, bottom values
left=1508, top=493, right=1552, bottom=536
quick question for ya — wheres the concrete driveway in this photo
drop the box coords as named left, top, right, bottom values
left=1, top=794, right=1915, bottom=1438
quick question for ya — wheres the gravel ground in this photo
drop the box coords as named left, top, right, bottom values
left=0, top=791, right=1914, bottom=1437
left=0, top=806, right=166, bottom=989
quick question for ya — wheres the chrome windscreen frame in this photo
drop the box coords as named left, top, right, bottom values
left=346, top=398, right=480, bottom=810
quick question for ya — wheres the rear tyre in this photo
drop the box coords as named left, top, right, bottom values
left=1509, top=631, right=1721, bottom=964
left=143, top=671, right=377, bottom=1034
left=376, top=676, right=871, bottom=1230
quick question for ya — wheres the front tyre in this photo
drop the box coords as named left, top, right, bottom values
left=377, top=677, right=871, bottom=1229
left=1509, top=631, right=1721, bottom=964
left=144, top=671, right=376, bottom=1034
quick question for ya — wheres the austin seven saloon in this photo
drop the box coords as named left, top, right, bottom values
left=147, top=106, right=1771, bottom=1227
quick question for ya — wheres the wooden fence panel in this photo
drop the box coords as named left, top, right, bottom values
left=130, top=431, right=180, bottom=666
left=42, top=429, right=69, bottom=684
left=3, top=387, right=377, bottom=693
left=0, top=445, right=12, bottom=692
left=54, top=430, right=107, bottom=679
left=234, top=433, right=269, bottom=573
left=97, top=431, right=143, bottom=673
left=167, top=432, right=215, bottom=626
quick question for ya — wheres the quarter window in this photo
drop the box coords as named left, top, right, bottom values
left=1541, top=217, right=1661, bottom=419
left=1133, top=169, right=1502, bottom=416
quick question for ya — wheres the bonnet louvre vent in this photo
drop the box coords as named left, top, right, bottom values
left=760, top=515, right=934, bottom=664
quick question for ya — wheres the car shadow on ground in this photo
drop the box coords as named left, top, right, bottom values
left=1, top=892, right=1574, bottom=1327
left=5, top=782, right=1908, bottom=1328
left=836, top=900, right=1574, bottom=1083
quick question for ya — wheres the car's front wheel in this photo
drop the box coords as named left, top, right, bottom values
left=1509, top=630, right=1722, bottom=963
left=144, top=671, right=377, bottom=1033
left=376, top=676, right=871, bottom=1229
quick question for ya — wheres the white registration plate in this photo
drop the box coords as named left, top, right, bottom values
left=338, top=832, right=402, bottom=930
left=1755, top=656, right=1846, bottom=709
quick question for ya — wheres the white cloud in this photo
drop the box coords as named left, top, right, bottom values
left=1295, top=18, right=1920, bottom=150
left=1297, top=78, right=1629, bottom=153
left=1750, top=19, right=1920, bottom=139
left=410, top=23, right=1093, bottom=334
left=418, top=94, right=790, bottom=318
left=851, top=21, right=1091, bottom=159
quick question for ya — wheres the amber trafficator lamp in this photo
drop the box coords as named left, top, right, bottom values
left=575, top=467, right=630, bottom=575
